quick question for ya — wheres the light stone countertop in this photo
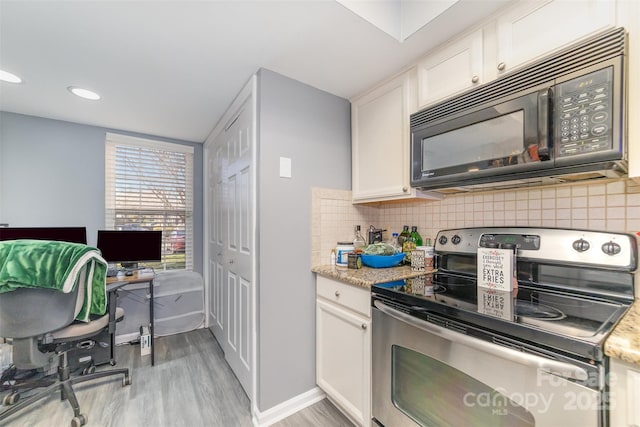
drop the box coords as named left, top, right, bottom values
left=311, top=264, right=432, bottom=289
left=605, top=300, right=640, bottom=366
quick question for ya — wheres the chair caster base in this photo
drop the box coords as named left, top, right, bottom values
left=2, top=392, right=19, bottom=406
left=71, top=413, right=87, bottom=427
left=81, top=365, right=95, bottom=375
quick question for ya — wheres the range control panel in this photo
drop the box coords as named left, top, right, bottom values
left=479, top=234, right=541, bottom=251
left=435, top=227, right=636, bottom=270
left=555, top=67, right=614, bottom=157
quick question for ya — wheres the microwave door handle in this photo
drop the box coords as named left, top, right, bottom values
left=537, top=88, right=552, bottom=160
left=373, top=300, right=588, bottom=381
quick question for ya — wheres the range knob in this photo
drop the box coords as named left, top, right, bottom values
left=572, top=239, right=590, bottom=252
left=451, top=235, right=461, bottom=245
left=601, top=241, right=621, bottom=256
left=438, top=235, right=448, bottom=245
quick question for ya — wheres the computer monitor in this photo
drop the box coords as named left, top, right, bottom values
left=0, top=227, right=87, bottom=244
left=96, top=230, right=162, bottom=269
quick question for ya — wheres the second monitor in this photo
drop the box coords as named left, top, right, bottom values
left=97, top=230, right=162, bottom=272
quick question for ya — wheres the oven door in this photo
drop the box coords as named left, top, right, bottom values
left=410, top=87, right=553, bottom=189
left=372, top=301, right=603, bottom=427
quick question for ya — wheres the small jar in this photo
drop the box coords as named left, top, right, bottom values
left=417, top=246, right=435, bottom=269
left=336, top=242, right=354, bottom=268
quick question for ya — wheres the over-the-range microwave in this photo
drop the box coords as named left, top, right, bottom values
left=410, top=27, right=628, bottom=191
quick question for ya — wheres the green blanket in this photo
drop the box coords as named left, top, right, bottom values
left=0, top=239, right=107, bottom=322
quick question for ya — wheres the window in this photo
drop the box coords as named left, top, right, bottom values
left=105, top=133, right=194, bottom=270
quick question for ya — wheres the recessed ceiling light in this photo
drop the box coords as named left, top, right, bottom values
left=0, top=69, right=23, bottom=84
left=68, top=86, right=101, bottom=100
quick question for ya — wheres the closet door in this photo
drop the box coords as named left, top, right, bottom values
left=207, top=142, right=225, bottom=342
left=206, top=85, right=256, bottom=398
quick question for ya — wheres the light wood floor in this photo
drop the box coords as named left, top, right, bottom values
left=1, top=329, right=353, bottom=427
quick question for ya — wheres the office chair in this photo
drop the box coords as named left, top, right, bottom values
left=0, top=275, right=131, bottom=427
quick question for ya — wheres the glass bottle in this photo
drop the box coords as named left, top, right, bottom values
left=353, top=225, right=366, bottom=251
left=398, top=225, right=410, bottom=247
left=410, top=226, right=423, bottom=246
left=402, top=234, right=416, bottom=264
left=389, top=232, right=401, bottom=253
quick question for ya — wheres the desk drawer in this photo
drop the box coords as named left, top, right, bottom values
left=317, top=276, right=370, bottom=318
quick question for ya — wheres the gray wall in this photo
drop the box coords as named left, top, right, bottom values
left=0, top=111, right=204, bottom=273
left=257, top=69, right=351, bottom=410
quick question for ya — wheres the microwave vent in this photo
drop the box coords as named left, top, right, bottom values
left=428, top=169, right=626, bottom=195
left=411, top=27, right=626, bottom=129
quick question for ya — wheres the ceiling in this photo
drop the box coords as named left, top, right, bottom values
left=0, top=0, right=511, bottom=143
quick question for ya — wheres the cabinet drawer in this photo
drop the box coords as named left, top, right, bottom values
left=317, top=276, right=370, bottom=318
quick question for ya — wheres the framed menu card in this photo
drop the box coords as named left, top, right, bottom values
left=477, top=247, right=515, bottom=291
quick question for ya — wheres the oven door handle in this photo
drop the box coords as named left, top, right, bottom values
left=373, top=300, right=589, bottom=381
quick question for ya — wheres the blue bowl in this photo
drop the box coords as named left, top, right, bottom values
left=360, top=253, right=405, bottom=268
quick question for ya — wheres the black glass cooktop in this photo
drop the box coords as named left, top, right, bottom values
left=372, top=272, right=631, bottom=361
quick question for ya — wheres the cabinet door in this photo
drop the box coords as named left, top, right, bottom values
left=317, top=298, right=371, bottom=427
left=417, top=29, right=483, bottom=108
left=609, top=358, right=640, bottom=427
left=352, top=71, right=415, bottom=203
left=495, top=0, right=615, bottom=77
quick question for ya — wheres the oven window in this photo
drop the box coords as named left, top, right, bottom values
left=421, top=111, right=524, bottom=172
left=440, top=254, right=476, bottom=274
left=391, top=345, right=534, bottom=427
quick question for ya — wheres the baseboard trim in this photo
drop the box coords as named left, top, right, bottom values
left=252, top=387, right=326, bottom=427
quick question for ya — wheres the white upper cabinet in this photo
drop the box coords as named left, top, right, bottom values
left=417, top=29, right=483, bottom=109
left=415, top=0, right=617, bottom=109
left=351, top=70, right=417, bottom=203
left=617, top=0, right=640, bottom=181
left=494, top=0, right=616, bottom=78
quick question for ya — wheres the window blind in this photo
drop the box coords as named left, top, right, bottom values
left=105, top=133, right=194, bottom=270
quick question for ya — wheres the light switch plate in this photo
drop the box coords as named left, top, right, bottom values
left=279, top=157, right=292, bottom=178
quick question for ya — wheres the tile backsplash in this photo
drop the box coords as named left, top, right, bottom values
left=311, top=178, right=640, bottom=266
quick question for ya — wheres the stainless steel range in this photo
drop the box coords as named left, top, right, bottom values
left=371, top=227, right=637, bottom=427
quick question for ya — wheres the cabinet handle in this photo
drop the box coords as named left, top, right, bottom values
left=361, top=323, right=367, bottom=330
left=497, top=62, right=506, bottom=71
left=471, top=75, right=479, bottom=84
left=335, top=290, right=340, bottom=297
left=402, top=186, right=408, bottom=193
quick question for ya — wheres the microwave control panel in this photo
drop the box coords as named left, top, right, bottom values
left=555, top=67, right=613, bottom=157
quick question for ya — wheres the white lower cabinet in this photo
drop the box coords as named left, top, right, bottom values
left=316, top=276, right=371, bottom=427
left=609, top=358, right=640, bottom=427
